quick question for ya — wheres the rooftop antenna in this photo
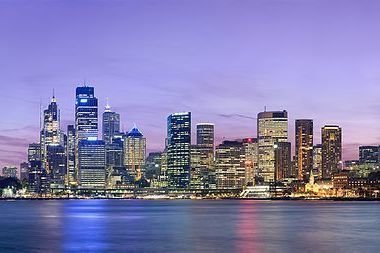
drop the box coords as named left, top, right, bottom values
left=39, top=98, right=42, bottom=131
left=264, top=106, right=267, bottom=112
left=105, top=97, right=111, bottom=112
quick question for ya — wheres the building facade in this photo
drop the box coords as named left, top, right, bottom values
left=274, top=141, right=292, bottom=181
left=167, top=112, right=191, bottom=188
left=123, top=126, right=146, bottom=180
left=78, top=140, right=106, bottom=188
left=321, top=125, right=342, bottom=179
left=295, top=119, right=313, bottom=181
left=102, top=102, right=120, bottom=145
left=215, top=141, right=246, bottom=189
left=257, top=110, right=288, bottom=182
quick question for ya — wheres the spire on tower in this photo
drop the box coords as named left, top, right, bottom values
left=105, top=97, right=111, bottom=112
left=51, top=88, right=57, bottom=103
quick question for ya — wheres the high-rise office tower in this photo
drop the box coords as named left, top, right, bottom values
left=78, top=140, right=106, bottom=188
left=75, top=86, right=98, bottom=178
left=123, top=126, right=146, bottom=180
left=66, top=125, right=76, bottom=187
left=242, top=138, right=258, bottom=186
left=215, top=141, right=246, bottom=189
left=167, top=112, right=191, bottom=188
left=191, top=123, right=215, bottom=189
left=102, top=101, right=120, bottom=144
left=75, top=86, right=98, bottom=141
left=295, top=119, right=313, bottom=181
left=359, top=146, right=379, bottom=164
left=313, top=144, right=323, bottom=179
left=274, top=142, right=292, bottom=181
left=46, top=145, right=67, bottom=188
left=321, top=125, right=342, bottom=179
left=196, top=123, right=214, bottom=150
left=28, top=143, right=41, bottom=162
left=40, top=95, right=61, bottom=169
left=257, top=110, right=288, bottom=182
left=28, top=160, right=48, bottom=194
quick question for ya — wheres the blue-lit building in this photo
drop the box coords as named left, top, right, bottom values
left=78, top=139, right=106, bottom=189
left=75, top=86, right=98, bottom=141
left=167, top=112, right=191, bottom=188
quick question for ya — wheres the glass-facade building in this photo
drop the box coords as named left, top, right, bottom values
left=123, top=126, right=146, bottom=180
left=102, top=103, right=120, bottom=145
left=321, top=125, right=342, bottom=179
left=295, top=119, right=313, bottom=181
left=257, top=110, right=288, bottom=182
left=78, top=140, right=106, bottom=188
left=167, top=112, right=191, bottom=188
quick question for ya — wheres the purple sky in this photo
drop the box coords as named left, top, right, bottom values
left=1, top=0, right=380, bottom=167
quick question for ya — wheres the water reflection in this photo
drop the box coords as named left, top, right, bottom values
left=0, top=200, right=379, bottom=253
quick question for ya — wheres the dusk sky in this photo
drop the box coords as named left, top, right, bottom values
left=1, top=0, right=380, bottom=167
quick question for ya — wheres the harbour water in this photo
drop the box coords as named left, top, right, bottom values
left=0, top=200, right=379, bottom=252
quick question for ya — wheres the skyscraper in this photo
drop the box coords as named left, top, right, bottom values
left=274, top=142, right=292, bottom=181
left=66, top=125, right=76, bottom=187
left=295, top=119, right=313, bottom=181
left=123, top=126, right=146, bottom=180
left=40, top=95, right=61, bottom=168
left=167, top=112, right=191, bottom=188
left=102, top=101, right=120, bottom=144
left=313, top=144, right=323, bottom=179
left=257, top=110, right=288, bottom=182
left=28, top=143, right=41, bottom=162
left=75, top=86, right=98, bottom=141
left=191, top=123, right=215, bottom=189
left=321, top=125, right=342, bottom=179
left=78, top=140, right=106, bottom=188
left=75, top=86, right=98, bottom=178
left=215, top=141, right=246, bottom=189
left=242, top=138, right=258, bottom=186
left=46, top=145, right=67, bottom=189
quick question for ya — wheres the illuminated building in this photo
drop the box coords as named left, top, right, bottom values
left=46, top=145, right=66, bottom=189
left=242, top=138, right=258, bottom=186
left=2, top=167, right=17, bottom=178
left=321, top=125, right=342, bottom=179
left=66, top=125, right=76, bottom=187
left=167, top=112, right=191, bottom=188
left=28, top=143, right=41, bottom=162
left=28, top=161, right=48, bottom=194
left=102, top=101, right=120, bottom=144
left=313, top=144, right=323, bottom=179
left=257, top=110, right=288, bottom=182
left=75, top=86, right=98, bottom=176
left=215, top=141, right=246, bottom=189
left=40, top=95, right=61, bottom=169
left=190, top=123, right=215, bottom=189
left=332, top=173, right=349, bottom=189
left=123, top=126, right=146, bottom=180
left=145, top=152, right=163, bottom=180
left=78, top=139, right=106, bottom=189
left=359, top=146, right=379, bottom=164
left=274, top=142, right=291, bottom=181
left=20, top=162, right=29, bottom=181
left=106, top=137, right=124, bottom=186
left=295, top=119, right=313, bottom=181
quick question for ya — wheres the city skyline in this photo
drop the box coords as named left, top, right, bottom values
left=2, top=0, right=380, bottom=167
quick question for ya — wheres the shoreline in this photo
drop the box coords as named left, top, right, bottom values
left=1, top=197, right=379, bottom=201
